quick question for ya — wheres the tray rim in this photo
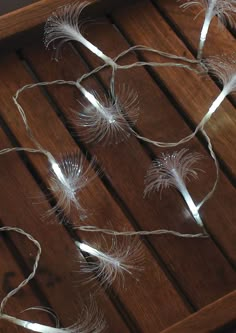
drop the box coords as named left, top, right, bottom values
left=161, top=290, right=236, bottom=333
left=0, top=0, right=77, bottom=41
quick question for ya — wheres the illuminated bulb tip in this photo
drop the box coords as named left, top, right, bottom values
left=78, top=242, right=90, bottom=252
left=25, top=322, right=43, bottom=332
left=194, top=212, right=203, bottom=227
left=51, top=161, right=66, bottom=184
left=76, top=241, right=99, bottom=256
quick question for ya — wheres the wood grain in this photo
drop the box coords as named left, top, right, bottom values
left=0, top=0, right=38, bottom=15
left=0, top=52, right=192, bottom=332
left=153, top=0, right=236, bottom=61
left=0, top=230, right=53, bottom=333
left=153, top=0, right=236, bottom=107
left=21, top=26, right=236, bottom=314
left=0, top=0, right=235, bottom=331
left=161, top=290, right=236, bottom=333
left=0, top=127, right=128, bottom=332
left=0, top=0, right=136, bottom=48
left=0, top=0, right=84, bottom=40
left=70, top=16, right=236, bottom=265
left=111, top=0, right=236, bottom=180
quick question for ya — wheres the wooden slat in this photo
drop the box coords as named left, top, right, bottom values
left=0, top=127, right=128, bottom=332
left=0, top=52, right=191, bottom=332
left=153, top=0, right=235, bottom=60
left=0, top=0, right=84, bottom=41
left=161, top=290, right=236, bottom=333
left=153, top=0, right=236, bottom=106
left=0, top=0, right=38, bottom=15
left=0, top=0, right=136, bottom=49
left=22, top=22, right=236, bottom=315
left=74, top=16, right=236, bottom=265
left=1, top=1, right=236, bottom=329
left=111, top=0, right=236, bottom=180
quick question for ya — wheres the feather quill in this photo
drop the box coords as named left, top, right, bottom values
left=180, top=0, right=236, bottom=59
left=145, top=149, right=204, bottom=227
left=44, top=2, right=116, bottom=67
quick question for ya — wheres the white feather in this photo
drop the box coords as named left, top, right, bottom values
left=205, top=55, right=236, bottom=93
left=47, top=152, right=96, bottom=220
left=145, top=149, right=203, bottom=226
left=144, top=149, right=202, bottom=194
left=193, top=55, right=236, bottom=129
left=76, top=236, right=144, bottom=288
left=64, top=301, right=106, bottom=333
left=181, top=0, right=236, bottom=25
left=44, top=2, right=116, bottom=66
left=2, top=301, right=106, bottom=333
left=72, top=84, right=139, bottom=145
left=180, top=0, right=236, bottom=58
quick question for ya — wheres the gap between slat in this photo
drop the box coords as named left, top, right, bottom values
left=0, top=106, right=137, bottom=332
left=151, top=0, right=236, bottom=112
left=18, top=50, right=197, bottom=314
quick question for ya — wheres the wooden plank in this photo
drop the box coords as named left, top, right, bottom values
left=0, top=0, right=84, bottom=40
left=161, top=290, right=236, bottom=333
left=0, top=52, right=191, bottom=332
left=0, top=232, right=53, bottom=332
left=0, top=0, right=38, bottom=15
left=111, top=0, right=236, bottom=180
left=153, top=0, right=236, bottom=107
left=73, top=16, right=236, bottom=265
left=0, top=127, right=128, bottom=332
left=153, top=0, right=236, bottom=61
left=22, top=24, right=236, bottom=316
left=0, top=0, right=135, bottom=49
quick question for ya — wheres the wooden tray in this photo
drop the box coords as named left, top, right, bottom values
left=0, top=0, right=235, bottom=332
left=0, top=0, right=132, bottom=50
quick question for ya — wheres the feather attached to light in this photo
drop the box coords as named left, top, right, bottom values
left=44, top=1, right=116, bottom=68
left=73, top=83, right=139, bottom=144
left=194, top=55, right=236, bottom=131
left=0, top=227, right=106, bottom=333
left=47, top=152, right=97, bottom=221
left=75, top=236, right=144, bottom=288
left=145, top=149, right=204, bottom=227
left=180, top=0, right=236, bottom=59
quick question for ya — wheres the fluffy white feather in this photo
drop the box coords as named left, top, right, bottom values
left=180, top=0, right=236, bottom=59
left=72, top=84, right=139, bottom=144
left=194, top=55, right=236, bottom=129
left=76, top=236, right=144, bottom=288
left=44, top=2, right=116, bottom=66
left=48, top=152, right=96, bottom=220
left=1, top=301, right=106, bottom=333
left=206, top=54, right=236, bottom=93
left=145, top=149, right=204, bottom=226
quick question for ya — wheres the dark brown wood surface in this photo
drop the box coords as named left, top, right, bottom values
left=0, top=0, right=135, bottom=48
left=0, top=0, right=38, bottom=15
left=0, top=0, right=235, bottom=332
left=0, top=225, right=54, bottom=333
left=0, top=0, right=81, bottom=40
left=162, top=290, right=236, bottom=333
left=112, top=0, right=236, bottom=180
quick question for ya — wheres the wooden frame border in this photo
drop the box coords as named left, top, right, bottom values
left=0, top=0, right=130, bottom=50
left=161, top=290, right=236, bottom=333
left=0, top=0, right=78, bottom=41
